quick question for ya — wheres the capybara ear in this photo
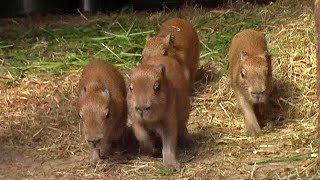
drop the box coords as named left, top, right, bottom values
left=240, top=51, right=248, bottom=61
left=80, top=87, right=87, bottom=99
left=164, top=32, right=174, bottom=46
left=156, top=64, right=166, bottom=76
left=102, top=87, right=110, bottom=97
left=259, top=51, right=271, bottom=61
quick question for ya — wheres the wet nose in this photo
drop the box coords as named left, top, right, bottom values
left=87, top=139, right=101, bottom=148
left=135, top=105, right=151, bottom=116
left=251, top=91, right=265, bottom=99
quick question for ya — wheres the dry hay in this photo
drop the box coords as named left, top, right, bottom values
left=0, top=0, right=319, bottom=179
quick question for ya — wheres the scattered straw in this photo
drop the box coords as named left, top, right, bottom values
left=77, top=9, right=88, bottom=21
left=250, top=162, right=257, bottom=179
left=101, top=43, right=121, bottom=60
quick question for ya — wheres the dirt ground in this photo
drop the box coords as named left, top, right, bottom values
left=1, top=1, right=320, bottom=179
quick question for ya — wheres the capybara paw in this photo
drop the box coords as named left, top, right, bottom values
left=163, top=159, right=180, bottom=170
left=246, top=126, right=262, bottom=136
left=91, top=157, right=100, bottom=165
left=87, top=156, right=101, bottom=167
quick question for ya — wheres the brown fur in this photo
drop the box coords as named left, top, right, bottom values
left=142, top=18, right=200, bottom=83
left=78, top=60, right=128, bottom=162
left=228, top=29, right=272, bottom=136
left=126, top=56, right=192, bottom=169
left=315, top=0, right=320, bottom=154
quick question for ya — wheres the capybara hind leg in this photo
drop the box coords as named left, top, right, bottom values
left=178, top=126, right=194, bottom=148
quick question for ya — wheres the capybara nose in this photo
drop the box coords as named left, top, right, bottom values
left=251, top=91, right=265, bottom=99
left=87, top=139, right=101, bottom=148
left=135, top=105, right=151, bottom=117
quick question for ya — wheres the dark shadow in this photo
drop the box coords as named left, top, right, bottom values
left=257, top=79, right=301, bottom=131
left=177, top=124, right=231, bottom=165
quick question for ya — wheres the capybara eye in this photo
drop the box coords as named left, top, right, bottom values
left=241, top=71, right=245, bottom=78
left=163, top=50, right=168, bottom=55
left=78, top=113, right=82, bottom=119
left=106, top=111, right=110, bottom=119
left=154, top=81, right=160, bottom=92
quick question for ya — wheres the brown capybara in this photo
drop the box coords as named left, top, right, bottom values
left=78, top=60, right=128, bottom=162
left=126, top=56, right=192, bottom=169
left=142, top=18, right=200, bottom=84
left=228, top=29, right=272, bottom=136
left=314, top=0, right=320, bottom=154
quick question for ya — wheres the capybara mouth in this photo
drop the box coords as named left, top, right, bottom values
left=251, top=96, right=266, bottom=104
left=137, top=115, right=148, bottom=122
